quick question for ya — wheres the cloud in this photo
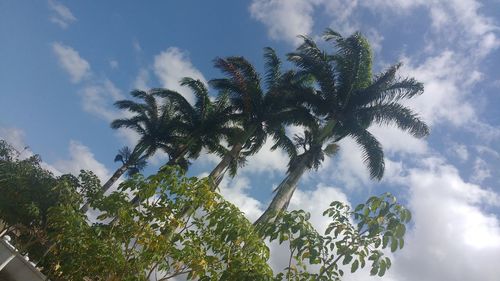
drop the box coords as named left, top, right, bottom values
left=133, top=68, right=150, bottom=91
left=153, top=47, right=206, bottom=104
left=239, top=139, right=289, bottom=176
left=385, top=157, right=500, bottom=281
left=48, top=0, right=76, bottom=29
left=80, top=79, right=124, bottom=122
left=0, top=127, right=27, bottom=152
left=401, top=50, right=477, bottom=126
left=249, top=0, right=319, bottom=45
left=448, top=143, right=469, bottom=162
left=470, top=157, right=491, bottom=184
left=53, top=140, right=111, bottom=183
left=218, top=176, right=265, bottom=222
left=52, top=42, right=91, bottom=83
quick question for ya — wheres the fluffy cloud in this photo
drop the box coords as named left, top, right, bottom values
left=218, top=175, right=265, bottom=222
left=448, top=143, right=469, bottom=162
left=239, top=139, right=290, bottom=176
left=52, top=42, right=91, bottom=83
left=80, top=79, right=124, bottom=122
left=400, top=51, right=478, bottom=127
left=249, top=0, right=320, bottom=45
left=153, top=47, right=207, bottom=104
left=53, top=140, right=111, bottom=183
left=0, top=126, right=27, bottom=152
left=384, top=157, right=500, bottom=281
left=133, top=68, right=150, bottom=91
left=48, top=0, right=76, bottom=29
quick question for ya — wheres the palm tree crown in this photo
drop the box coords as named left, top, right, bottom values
left=207, top=48, right=316, bottom=185
left=255, top=29, right=429, bottom=226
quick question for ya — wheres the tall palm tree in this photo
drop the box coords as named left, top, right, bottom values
left=207, top=48, right=315, bottom=186
left=81, top=90, right=181, bottom=212
left=151, top=78, right=234, bottom=169
left=113, top=146, right=148, bottom=177
left=174, top=49, right=316, bottom=222
left=255, top=30, right=429, bottom=226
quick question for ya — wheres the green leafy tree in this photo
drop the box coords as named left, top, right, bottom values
left=45, top=166, right=274, bottom=281
left=0, top=141, right=412, bottom=280
left=260, top=193, right=412, bottom=280
left=0, top=140, right=101, bottom=261
left=256, top=30, right=429, bottom=226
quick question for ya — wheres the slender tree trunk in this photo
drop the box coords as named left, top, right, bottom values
left=254, top=158, right=308, bottom=227
left=208, top=142, right=244, bottom=188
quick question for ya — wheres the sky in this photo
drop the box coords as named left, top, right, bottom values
left=1, top=0, right=500, bottom=280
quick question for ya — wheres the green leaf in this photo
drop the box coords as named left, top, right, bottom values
left=390, top=238, right=398, bottom=252
left=343, top=255, right=353, bottom=265
left=351, top=260, right=359, bottom=273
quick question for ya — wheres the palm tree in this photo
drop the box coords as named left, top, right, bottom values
left=113, top=146, right=147, bottom=177
left=207, top=48, right=315, bottom=186
left=255, top=30, right=429, bottom=226
left=151, top=78, right=234, bottom=169
left=81, top=89, right=181, bottom=212
left=173, top=49, right=316, bottom=222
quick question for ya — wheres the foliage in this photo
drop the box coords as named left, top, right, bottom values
left=259, top=193, right=411, bottom=281
left=44, top=166, right=273, bottom=281
left=0, top=140, right=412, bottom=280
left=0, top=140, right=101, bottom=260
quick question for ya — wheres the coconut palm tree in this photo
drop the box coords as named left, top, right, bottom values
left=80, top=89, right=182, bottom=212
left=113, top=146, right=148, bottom=177
left=207, top=48, right=316, bottom=186
left=151, top=78, right=234, bottom=169
left=255, top=30, right=430, bottom=226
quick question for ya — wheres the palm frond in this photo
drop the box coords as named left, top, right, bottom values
left=356, top=102, right=429, bottom=138
left=348, top=123, right=384, bottom=180
left=263, top=47, right=281, bottom=90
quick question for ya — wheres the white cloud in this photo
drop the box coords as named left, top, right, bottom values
left=475, top=145, right=500, bottom=159
left=53, top=140, right=111, bottom=183
left=385, top=157, right=500, bottom=281
left=371, top=125, right=428, bottom=156
left=249, top=0, right=320, bottom=45
left=48, top=0, right=76, bottom=29
left=153, top=47, right=206, bottom=104
left=133, top=68, right=150, bottom=90
left=52, top=42, right=91, bottom=83
left=0, top=127, right=27, bottom=153
left=448, top=143, right=469, bottom=162
left=401, top=51, right=477, bottom=126
left=471, top=157, right=491, bottom=183
left=218, top=176, right=265, bottom=222
left=239, top=139, right=289, bottom=176
left=80, top=79, right=124, bottom=121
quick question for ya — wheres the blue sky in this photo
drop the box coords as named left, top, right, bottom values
left=1, top=1, right=500, bottom=280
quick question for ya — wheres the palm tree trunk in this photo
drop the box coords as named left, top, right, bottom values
left=254, top=158, right=308, bottom=227
left=208, top=142, right=244, bottom=187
